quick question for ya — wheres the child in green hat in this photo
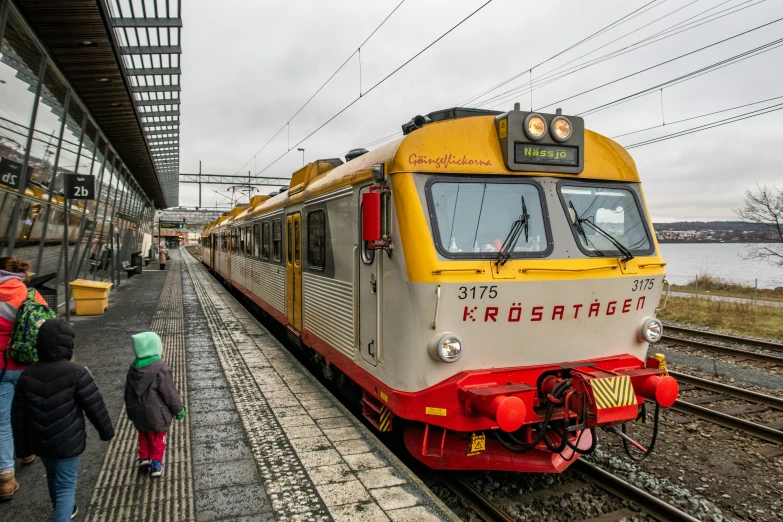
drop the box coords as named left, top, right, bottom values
left=124, top=332, right=185, bottom=478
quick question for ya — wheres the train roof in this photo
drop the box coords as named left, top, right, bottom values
left=206, top=109, right=639, bottom=230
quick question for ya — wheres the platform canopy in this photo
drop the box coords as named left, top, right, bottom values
left=12, top=0, right=182, bottom=208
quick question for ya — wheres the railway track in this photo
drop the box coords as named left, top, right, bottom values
left=669, top=370, right=783, bottom=444
left=661, top=325, right=783, bottom=365
left=441, top=460, right=699, bottom=522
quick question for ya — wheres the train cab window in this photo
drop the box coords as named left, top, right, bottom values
left=272, top=219, right=282, bottom=261
left=307, top=210, right=325, bottom=270
left=559, top=183, right=653, bottom=257
left=262, top=222, right=270, bottom=260
left=427, top=180, right=550, bottom=259
left=253, top=224, right=261, bottom=258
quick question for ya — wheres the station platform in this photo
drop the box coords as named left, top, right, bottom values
left=2, top=249, right=457, bottom=522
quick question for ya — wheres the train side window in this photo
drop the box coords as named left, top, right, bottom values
left=272, top=219, right=282, bottom=261
left=253, top=224, right=261, bottom=258
left=239, top=227, right=245, bottom=255
left=287, top=220, right=293, bottom=264
left=262, top=222, right=270, bottom=260
left=307, top=210, right=325, bottom=270
left=246, top=226, right=253, bottom=256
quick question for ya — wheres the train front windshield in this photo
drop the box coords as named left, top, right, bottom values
left=560, top=184, right=653, bottom=256
left=427, top=180, right=549, bottom=258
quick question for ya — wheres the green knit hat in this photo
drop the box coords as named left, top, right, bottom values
left=131, top=331, right=163, bottom=368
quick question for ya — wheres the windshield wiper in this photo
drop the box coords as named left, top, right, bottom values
left=569, top=201, right=589, bottom=246
left=570, top=206, right=634, bottom=263
left=497, top=196, right=530, bottom=266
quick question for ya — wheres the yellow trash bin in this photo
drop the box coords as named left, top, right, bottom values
left=68, top=279, right=113, bottom=316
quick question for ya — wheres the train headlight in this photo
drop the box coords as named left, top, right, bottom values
left=640, top=317, right=664, bottom=343
left=550, top=116, right=573, bottom=142
left=434, top=333, right=463, bottom=363
left=524, top=114, right=547, bottom=141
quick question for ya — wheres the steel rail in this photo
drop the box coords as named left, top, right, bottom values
left=670, top=371, right=783, bottom=411
left=661, top=335, right=783, bottom=365
left=670, top=400, right=783, bottom=444
left=664, top=324, right=783, bottom=353
left=441, top=476, right=515, bottom=522
left=571, top=459, right=699, bottom=522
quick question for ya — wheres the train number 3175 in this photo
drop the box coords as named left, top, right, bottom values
left=458, top=286, right=498, bottom=299
left=632, top=279, right=654, bottom=291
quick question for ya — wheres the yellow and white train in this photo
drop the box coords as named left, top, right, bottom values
left=201, top=106, right=678, bottom=473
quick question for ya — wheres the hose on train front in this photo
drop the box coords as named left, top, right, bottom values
left=493, top=379, right=572, bottom=453
left=620, top=402, right=661, bottom=462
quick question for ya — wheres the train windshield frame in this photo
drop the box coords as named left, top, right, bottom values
left=557, top=181, right=655, bottom=258
left=425, top=177, right=553, bottom=260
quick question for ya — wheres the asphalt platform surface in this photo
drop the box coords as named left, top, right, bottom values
left=2, top=258, right=168, bottom=520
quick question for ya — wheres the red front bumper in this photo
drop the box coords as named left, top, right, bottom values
left=391, top=354, right=677, bottom=473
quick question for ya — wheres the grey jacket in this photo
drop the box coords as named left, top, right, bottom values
left=124, top=359, right=182, bottom=432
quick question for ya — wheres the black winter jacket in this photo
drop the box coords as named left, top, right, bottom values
left=124, top=359, right=182, bottom=432
left=12, top=319, right=114, bottom=459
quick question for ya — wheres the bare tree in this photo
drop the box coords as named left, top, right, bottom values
left=735, top=185, right=783, bottom=267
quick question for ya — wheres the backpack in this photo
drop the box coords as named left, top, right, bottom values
left=7, top=289, right=57, bottom=365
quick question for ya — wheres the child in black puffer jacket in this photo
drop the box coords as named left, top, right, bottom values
left=11, top=318, right=114, bottom=522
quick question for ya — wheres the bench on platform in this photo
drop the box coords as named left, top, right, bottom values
left=120, top=261, right=137, bottom=279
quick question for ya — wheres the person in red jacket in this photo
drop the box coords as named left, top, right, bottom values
left=0, top=257, right=47, bottom=501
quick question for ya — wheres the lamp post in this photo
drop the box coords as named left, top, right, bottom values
left=297, top=148, right=305, bottom=166
left=155, top=209, right=163, bottom=251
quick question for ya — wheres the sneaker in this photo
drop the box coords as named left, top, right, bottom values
left=138, top=459, right=151, bottom=472
left=72, top=504, right=78, bottom=519
left=150, top=460, right=162, bottom=478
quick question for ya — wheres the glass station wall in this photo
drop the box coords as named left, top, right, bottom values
left=0, top=1, right=155, bottom=309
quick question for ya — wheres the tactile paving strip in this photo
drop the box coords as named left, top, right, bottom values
left=84, top=257, right=195, bottom=521
left=184, top=257, right=329, bottom=520
left=183, top=252, right=453, bottom=521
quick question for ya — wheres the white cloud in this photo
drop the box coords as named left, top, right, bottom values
left=179, top=0, right=783, bottom=220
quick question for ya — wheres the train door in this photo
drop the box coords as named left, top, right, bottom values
left=210, top=234, right=216, bottom=267
left=285, top=213, right=303, bottom=331
left=358, top=186, right=378, bottom=366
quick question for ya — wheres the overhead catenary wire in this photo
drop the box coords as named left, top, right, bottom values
left=233, top=0, right=407, bottom=176
left=475, top=0, right=770, bottom=111
left=611, top=94, right=783, bottom=139
left=576, top=36, right=783, bottom=117
left=624, top=102, right=783, bottom=148
left=344, top=4, right=779, bottom=158
left=254, top=0, right=496, bottom=177
left=339, top=1, right=673, bottom=160
left=476, top=0, right=766, bottom=110
left=458, top=0, right=664, bottom=107
left=530, top=17, right=783, bottom=113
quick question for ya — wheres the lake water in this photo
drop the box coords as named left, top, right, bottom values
left=659, top=243, right=783, bottom=289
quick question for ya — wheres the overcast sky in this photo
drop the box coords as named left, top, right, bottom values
left=178, top=0, right=782, bottom=221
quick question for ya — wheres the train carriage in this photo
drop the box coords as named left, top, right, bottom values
left=202, top=105, right=678, bottom=473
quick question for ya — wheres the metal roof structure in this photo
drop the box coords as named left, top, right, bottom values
left=11, top=0, right=181, bottom=209
left=107, top=0, right=181, bottom=207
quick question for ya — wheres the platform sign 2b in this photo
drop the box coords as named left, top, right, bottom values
left=0, top=158, right=24, bottom=190
left=65, top=174, right=95, bottom=200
